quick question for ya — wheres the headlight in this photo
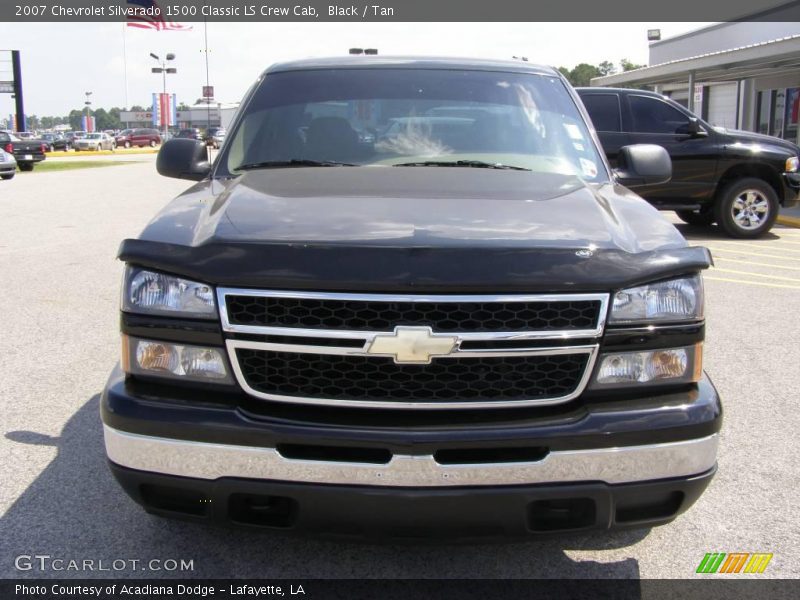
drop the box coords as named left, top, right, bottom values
left=609, top=275, right=703, bottom=324
left=122, top=335, right=232, bottom=383
left=590, top=344, right=703, bottom=389
left=786, top=156, right=799, bottom=172
left=122, top=266, right=216, bottom=319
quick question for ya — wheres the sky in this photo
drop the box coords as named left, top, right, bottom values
left=0, top=22, right=712, bottom=118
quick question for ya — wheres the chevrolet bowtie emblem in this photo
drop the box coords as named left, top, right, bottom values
left=367, top=326, right=458, bottom=364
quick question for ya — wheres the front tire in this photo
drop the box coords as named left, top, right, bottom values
left=149, top=140, right=156, bottom=148
left=676, top=209, right=715, bottom=227
left=124, top=141, right=131, bottom=149
left=1, top=173, right=14, bottom=180
left=714, top=178, right=779, bottom=238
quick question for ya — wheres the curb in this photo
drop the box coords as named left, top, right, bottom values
left=776, top=215, right=800, bottom=228
left=46, top=149, right=159, bottom=158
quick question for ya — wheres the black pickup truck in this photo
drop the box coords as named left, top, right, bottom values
left=102, top=57, right=721, bottom=540
left=577, top=87, right=800, bottom=238
left=0, top=130, right=46, bottom=171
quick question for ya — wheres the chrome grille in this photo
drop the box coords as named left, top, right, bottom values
left=219, top=289, right=608, bottom=410
left=225, top=295, right=602, bottom=332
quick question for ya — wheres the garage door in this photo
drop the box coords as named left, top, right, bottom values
left=707, top=84, right=738, bottom=128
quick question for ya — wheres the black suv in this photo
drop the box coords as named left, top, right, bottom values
left=102, top=57, right=721, bottom=540
left=577, top=87, right=800, bottom=238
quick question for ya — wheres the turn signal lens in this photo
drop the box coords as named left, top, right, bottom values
left=591, top=345, right=702, bottom=388
left=123, top=336, right=232, bottom=383
left=137, top=341, right=179, bottom=372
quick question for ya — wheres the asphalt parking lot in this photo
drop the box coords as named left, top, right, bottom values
left=0, top=156, right=798, bottom=580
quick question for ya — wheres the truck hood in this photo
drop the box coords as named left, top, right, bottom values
left=121, top=167, right=711, bottom=292
left=715, top=126, right=800, bottom=154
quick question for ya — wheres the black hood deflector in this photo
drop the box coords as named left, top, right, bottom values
left=119, top=238, right=712, bottom=293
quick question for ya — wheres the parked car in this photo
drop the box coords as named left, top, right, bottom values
left=64, top=131, right=82, bottom=147
left=74, top=132, right=115, bottom=151
left=40, top=133, right=70, bottom=152
left=103, top=57, right=722, bottom=540
left=0, top=148, right=16, bottom=179
left=204, top=127, right=226, bottom=148
left=175, top=128, right=204, bottom=141
left=577, top=87, right=800, bottom=238
left=0, top=130, right=46, bottom=171
left=115, top=128, right=161, bottom=148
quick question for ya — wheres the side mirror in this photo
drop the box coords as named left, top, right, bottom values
left=156, top=138, right=211, bottom=181
left=676, top=117, right=708, bottom=138
left=614, top=144, right=672, bottom=188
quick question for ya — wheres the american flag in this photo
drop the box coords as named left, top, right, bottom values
left=126, top=0, right=193, bottom=31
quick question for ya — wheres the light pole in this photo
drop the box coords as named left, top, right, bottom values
left=150, top=52, right=177, bottom=139
left=84, top=91, right=92, bottom=132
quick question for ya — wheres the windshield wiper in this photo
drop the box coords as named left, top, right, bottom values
left=392, top=160, right=530, bottom=171
left=236, top=159, right=358, bottom=170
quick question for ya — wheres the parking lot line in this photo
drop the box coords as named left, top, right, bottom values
left=697, top=247, right=800, bottom=262
left=712, top=256, right=800, bottom=271
left=705, top=276, right=800, bottom=289
left=710, top=267, right=800, bottom=283
left=706, top=242, right=800, bottom=255
left=710, top=236, right=800, bottom=246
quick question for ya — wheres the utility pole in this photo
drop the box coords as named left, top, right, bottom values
left=84, top=91, right=92, bottom=131
left=203, top=15, right=211, bottom=130
left=150, top=52, right=177, bottom=139
left=11, top=51, right=25, bottom=132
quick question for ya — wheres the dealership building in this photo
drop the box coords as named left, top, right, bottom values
left=591, top=11, right=800, bottom=144
left=119, top=102, right=240, bottom=131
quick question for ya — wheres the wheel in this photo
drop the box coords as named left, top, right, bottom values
left=49, top=144, right=55, bottom=153
left=1, top=173, right=14, bottom=180
left=96, top=145, right=101, bottom=151
left=74, top=147, right=80, bottom=152
left=18, top=163, right=34, bottom=172
left=676, top=209, right=715, bottom=227
left=124, top=141, right=131, bottom=149
left=149, top=140, right=156, bottom=148
left=714, top=178, right=779, bottom=238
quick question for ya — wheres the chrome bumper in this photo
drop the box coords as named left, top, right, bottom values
left=104, top=425, right=718, bottom=488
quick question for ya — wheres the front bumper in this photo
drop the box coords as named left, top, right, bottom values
left=110, top=462, right=716, bottom=540
left=783, top=172, right=800, bottom=207
left=101, top=366, right=722, bottom=538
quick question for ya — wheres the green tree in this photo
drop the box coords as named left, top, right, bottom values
left=620, top=58, right=646, bottom=72
left=598, top=61, right=616, bottom=76
left=130, top=104, right=146, bottom=112
left=177, top=102, right=191, bottom=111
left=108, top=107, right=122, bottom=128
left=94, top=108, right=109, bottom=130
left=68, top=109, right=84, bottom=131
left=568, top=63, right=602, bottom=87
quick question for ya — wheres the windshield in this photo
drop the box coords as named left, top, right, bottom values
left=220, top=68, right=607, bottom=182
left=85, top=133, right=101, bottom=139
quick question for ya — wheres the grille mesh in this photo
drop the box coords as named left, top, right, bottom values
left=226, top=296, right=601, bottom=332
left=236, top=349, right=589, bottom=403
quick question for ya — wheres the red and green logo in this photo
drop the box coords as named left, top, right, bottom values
left=696, top=552, right=773, bottom=574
